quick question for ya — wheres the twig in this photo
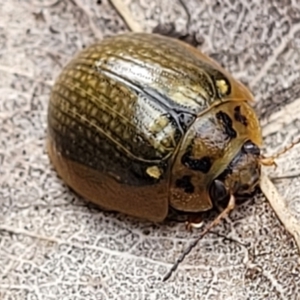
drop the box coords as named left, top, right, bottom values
left=31, top=0, right=62, bottom=7
left=270, top=172, right=300, bottom=181
left=108, top=0, right=143, bottom=32
left=260, top=170, right=300, bottom=252
left=178, top=0, right=191, bottom=28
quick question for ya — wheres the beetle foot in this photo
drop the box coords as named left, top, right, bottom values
left=152, top=23, right=177, bottom=36
left=185, top=215, right=204, bottom=232
left=152, top=23, right=199, bottom=47
left=260, top=157, right=278, bottom=169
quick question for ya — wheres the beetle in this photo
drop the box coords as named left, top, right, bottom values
left=47, top=32, right=267, bottom=222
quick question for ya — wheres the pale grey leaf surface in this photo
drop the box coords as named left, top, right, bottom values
left=1, top=0, right=300, bottom=299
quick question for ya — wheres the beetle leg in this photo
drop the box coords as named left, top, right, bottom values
left=185, top=196, right=232, bottom=231
left=260, top=157, right=277, bottom=168
left=185, top=214, right=204, bottom=232
left=152, top=23, right=199, bottom=47
left=260, top=136, right=300, bottom=168
left=163, top=195, right=236, bottom=281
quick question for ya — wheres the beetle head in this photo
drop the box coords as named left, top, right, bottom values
left=210, top=140, right=261, bottom=204
left=169, top=99, right=265, bottom=211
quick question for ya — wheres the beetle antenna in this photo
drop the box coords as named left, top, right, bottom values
left=162, top=195, right=236, bottom=282
left=260, top=137, right=300, bottom=167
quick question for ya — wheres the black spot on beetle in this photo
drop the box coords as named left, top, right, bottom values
left=175, top=176, right=195, bottom=194
left=181, top=151, right=212, bottom=174
left=177, top=112, right=195, bottom=130
left=216, top=111, right=237, bottom=138
left=234, top=106, right=248, bottom=126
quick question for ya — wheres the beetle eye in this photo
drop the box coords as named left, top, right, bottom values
left=209, top=180, right=229, bottom=203
left=243, top=140, right=260, bottom=156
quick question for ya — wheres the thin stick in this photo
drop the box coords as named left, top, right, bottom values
left=163, top=195, right=236, bottom=282
left=260, top=171, right=300, bottom=252
left=108, top=0, right=144, bottom=33
left=260, top=137, right=300, bottom=167
left=269, top=137, right=300, bottom=161
left=270, top=172, right=300, bottom=181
